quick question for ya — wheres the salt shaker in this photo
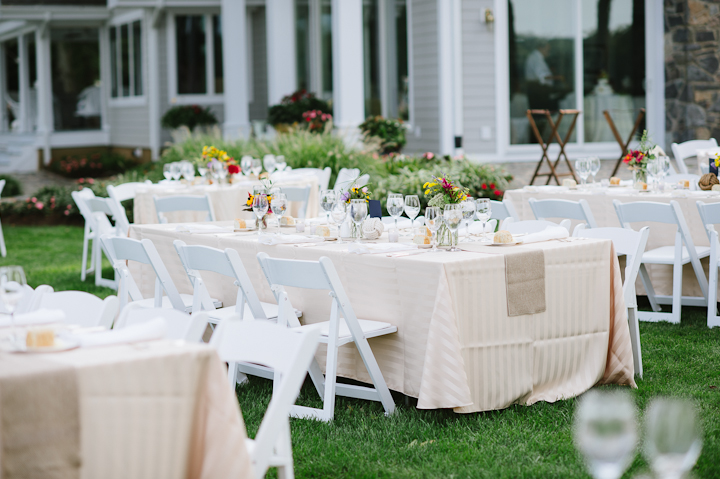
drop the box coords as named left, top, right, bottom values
left=388, top=230, right=399, bottom=243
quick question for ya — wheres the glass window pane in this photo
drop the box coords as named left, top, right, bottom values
left=50, top=28, right=101, bottom=131
left=109, top=27, right=117, bottom=97
left=175, top=15, right=206, bottom=94
left=120, top=24, right=130, bottom=97
left=363, top=0, right=381, bottom=117
left=508, top=0, right=575, bottom=144
left=395, top=0, right=409, bottom=121
left=582, top=0, right=645, bottom=142
left=320, top=1, right=333, bottom=98
left=133, top=21, right=143, bottom=96
left=296, top=0, right=310, bottom=92
left=3, top=39, right=19, bottom=129
left=213, top=15, right=223, bottom=94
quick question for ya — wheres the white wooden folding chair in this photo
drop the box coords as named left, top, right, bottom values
left=0, top=179, right=7, bottom=257
left=490, top=197, right=519, bottom=224
left=503, top=219, right=571, bottom=235
left=15, top=284, right=53, bottom=314
left=671, top=138, right=717, bottom=174
left=695, top=201, right=720, bottom=328
left=282, top=185, right=312, bottom=219
left=107, top=181, right=152, bottom=236
left=153, top=194, right=216, bottom=224
left=664, top=174, right=701, bottom=191
left=333, top=167, right=361, bottom=191
left=291, top=167, right=331, bottom=192
left=115, top=306, right=208, bottom=341
left=72, top=188, right=103, bottom=283
left=39, top=291, right=119, bottom=329
left=210, top=319, right=321, bottom=479
left=101, top=235, right=222, bottom=313
left=529, top=198, right=598, bottom=228
left=257, top=253, right=396, bottom=422
left=574, top=225, right=650, bottom=378
left=614, top=200, right=709, bottom=324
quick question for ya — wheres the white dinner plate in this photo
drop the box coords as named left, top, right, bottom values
left=234, top=227, right=257, bottom=232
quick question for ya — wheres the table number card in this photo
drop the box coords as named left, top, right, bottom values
left=369, top=200, right=382, bottom=218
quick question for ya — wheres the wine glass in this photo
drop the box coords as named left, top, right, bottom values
left=252, top=194, right=269, bottom=233
left=170, top=162, right=182, bottom=181
left=476, top=198, right=491, bottom=243
left=163, top=163, right=173, bottom=181
left=644, top=398, right=703, bottom=479
left=251, top=159, right=262, bottom=177
left=647, top=159, right=662, bottom=191
left=271, top=193, right=288, bottom=233
left=660, top=155, right=671, bottom=184
left=404, top=195, right=420, bottom=236
left=576, top=158, right=590, bottom=187
left=590, top=157, right=601, bottom=184
left=387, top=194, right=404, bottom=233
left=241, top=155, right=253, bottom=177
left=443, top=204, right=463, bottom=252
left=211, top=161, right=228, bottom=184
left=574, top=390, right=638, bottom=479
left=461, top=197, right=476, bottom=242
left=320, top=190, right=336, bottom=225
left=349, top=199, right=368, bottom=243
left=180, top=161, right=195, bottom=181
left=276, top=155, right=287, bottom=172
left=263, top=154, right=277, bottom=175
left=425, top=207, right=442, bottom=252
left=0, top=266, right=27, bottom=348
left=330, top=201, right=348, bottom=244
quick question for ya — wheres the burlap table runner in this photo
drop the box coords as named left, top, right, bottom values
left=0, top=354, right=80, bottom=479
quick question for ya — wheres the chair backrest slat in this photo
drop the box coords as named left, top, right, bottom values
left=613, top=200, right=678, bottom=226
left=40, top=291, right=119, bottom=329
left=529, top=198, right=597, bottom=228
left=257, top=254, right=332, bottom=290
left=333, top=168, right=361, bottom=191
left=503, top=219, right=571, bottom=235
left=116, top=306, right=207, bottom=342
left=696, top=201, right=720, bottom=242
left=153, top=194, right=215, bottom=223
left=671, top=138, right=718, bottom=174
left=490, top=197, right=519, bottom=221
left=281, top=185, right=312, bottom=219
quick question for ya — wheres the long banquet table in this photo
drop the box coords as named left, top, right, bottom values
left=134, top=172, right=319, bottom=224
left=0, top=339, right=253, bottom=479
left=505, top=185, right=720, bottom=297
left=129, top=222, right=636, bottom=413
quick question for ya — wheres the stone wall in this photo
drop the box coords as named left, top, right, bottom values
left=665, top=0, right=720, bottom=144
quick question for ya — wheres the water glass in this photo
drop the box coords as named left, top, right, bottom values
left=349, top=199, right=368, bottom=243
left=251, top=159, right=262, bottom=177
left=170, top=162, right=182, bottom=181
left=644, top=398, right=702, bottom=479
left=574, top=390, right=638, bottom=479
left=271, top=193, right=288, bottom=232
left=0, top=266, right=27, bottom=348
left=263, top=155, right=277, bottom=175
left=647, top=159, right=662, bottom=191
left=576, top=158, right=591, bottom=187
left=163, top=163, right=173, bottom=181
left=276, top=155, right=287, bottom=172
left=241, top=155, right=253, bottom=176
left=211, top=161, right=228, bottom=183
left=443, top=204, right=463, bottom=252
left=197, top=166, right=208, bottom=184
left=476, top=198, right=491, bottom=243
left=404, top=195, right=420, bottom=236
left=320, top=190, right=336, bottom=225
left=425, top=207, right=442, bottom=252
left=252, top=194, right=269, bottom=232
left=461, top=197, right=476, bottom=242
left=387, top=194, right=404, bottom=233
left=180, top=161, right=195, bottom=180
left=330, top=201, right=348, bottom=243
left=590, top=157, right=601, bottom=183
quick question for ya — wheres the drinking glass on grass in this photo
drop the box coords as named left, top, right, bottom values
left=387, top=194, right=404, bottom=233
left=252, top=194, right=269, bottom=234
left=425, top=207, right=442, bottom=252
left=0, top=266, right=27, bottom=348
left=461, top=197, right=476, bottom=242
left=320, top=190, right=336, bottom=225
left=404, top=195, right=420, bottom=236
left=476, top=198, right=491, bottom=243
left=349, top=199, right=367, bottom=243
left=443, top=204, right=463, bottom=252
left=330, top=201, right=347, bottom=244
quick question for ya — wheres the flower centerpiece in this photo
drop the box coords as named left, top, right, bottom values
left=340, top=185, right=371, bottom=239
left=244, top=179, right=274, bottom=229
left=623, top=130, right=656, bottom=186
left=201, top=145, right=240, bottom=182
left=424, top=174, right=469, bottom=246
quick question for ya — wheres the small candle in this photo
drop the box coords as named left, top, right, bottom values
left=388, top=230, right=399, bottom=243
left=296, top=222, right=305, bottom=233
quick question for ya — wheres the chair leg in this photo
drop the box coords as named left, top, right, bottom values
left=275, top=421, right=295, bottom=479
left=670, top=260, right=683, bottom=324
left=0, top=217, right=6, bottom=257
left=94, top=239, right=103, bottom=287
left=321, top=334, right=340, bottom=422
left=627, top=307, right=643, bottom=379
left=227, top=361, right=239, bottom=389
left=708, top=258, right=720, bottom=328
left=639, top=264, right=661, bottom=312
left=352, top=335, right=396, bottom=416
left=81, top=230, right=90, bottom=281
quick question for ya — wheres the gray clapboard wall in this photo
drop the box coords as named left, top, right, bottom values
left=108, top=105, right=150, bottom=147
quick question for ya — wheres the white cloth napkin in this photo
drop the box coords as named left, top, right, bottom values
left=521, top=226, right=569, bottom=244
left=73, top=317, right=167, bottom=348
left=175, top=224, right=233, bottom=234
left=461, top=220, right=497, bottom=236
left=258, top=234, right=321, bottom=245
left=347, top=243, right=417, bottom=254
left=0, top=309, right=66, bottom=328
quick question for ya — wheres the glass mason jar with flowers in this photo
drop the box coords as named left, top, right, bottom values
left=340, top=185, right=371, bottom=239
left=623, top=130, right=656, bottom=187
left=424, top=175, right=469, bottom=246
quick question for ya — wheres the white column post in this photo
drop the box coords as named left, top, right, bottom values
left=266, top=0, right=297, bottom=105
left=18, top=34, right=30, bottom=133
left=308, top=0, right=322, bottom=96
left=0, top=46, right=5, bottom=131
left=437, top=0, right=454, bottom=156
left=35, top=28, right=52, bottom=164
left=148, top=9, right=162, bottom=159
left=451, top=0, right=463, bottom=155
left=332, top=0, right=365, bottom=144
left=221, top=0, right=250, bottom=139
left=98, top=26, right=111, bottom=134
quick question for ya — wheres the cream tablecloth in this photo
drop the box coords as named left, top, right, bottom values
left=128, top=223, right=636, bottom=413
left=0, top=341, right=253, bottom=479
left=134, top=173, right=319, bottom=224
left=505, top=186, right=720, bottom=297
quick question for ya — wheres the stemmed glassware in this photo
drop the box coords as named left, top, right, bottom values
left=180, top=161, right=195, bottom=181
left=163, top=163, right=173, bottom=181
left=425, top=207, right=442, bottom=252
left=320, top=190, right=336, bottom=225
left=0, top=266, right=27, bottom=348
left=197, top=164, right=208, bottom=184
left=271, top=193, right=288, bottom=234
left=170, top=162, right=182, bottom=181
left=461, top=197, right=476, bottom=242
left=475, top=198, right=491, bottom=243
left=647, top=158, right=662, bottom=191
left=241, top=155, right=253, bottom=177
left=251, top=159, right=262, bottom=177
left=589, top=157, right=601, bottom=184
left=643, top=398, right=703, bottom=479
left=574, top=390, right=638, bottom=479
left=659, top=156, right=671, bottom=186
left=330, top=201, right=348, bottom=244
left=275, top=155, right=287, bottom=172
left=404, top=195, right=420, bottom=236
left=443, top=204, right=463, bottom=252
left=210, top=161, right=228, bottom=184
left=575, top=158, right=590, bottom=187
left=263, top=155, right=277, bottom=175
left=252, top=194, right=269, bottom=234
left=349, top=199, right=368, bottom=243
left=387, top=194, right=404, bottom=233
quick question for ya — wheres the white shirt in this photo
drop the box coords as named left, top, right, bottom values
left=525, top=50, right=553, bottom=86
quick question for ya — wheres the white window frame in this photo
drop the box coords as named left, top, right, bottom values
left=167, top=11, right=224, bottom=105
left=493, top=0, right=665, bottom=160
left=108, top=10, right=146, bottom=107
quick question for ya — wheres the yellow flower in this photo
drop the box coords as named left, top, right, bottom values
left=424, top=189, right=431, bottom=195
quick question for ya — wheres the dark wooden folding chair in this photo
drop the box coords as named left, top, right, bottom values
left=605, top=108, right=645, bottom=177
left=527, top=109, right=580, bottom=185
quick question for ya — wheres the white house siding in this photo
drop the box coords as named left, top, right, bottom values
left=461, top=0, right=495, bottom=156
left=405, top=0, right=440, bottom=154
left=108, top=106, right=150, bottom=147
left=248, top=6, right=269, bottom=121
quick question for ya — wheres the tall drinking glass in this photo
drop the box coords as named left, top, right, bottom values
left=330, top=201, right=347, bottom=244
left=252, top=194, right=269, bottom=234
left=576, top=158, right=590, bottom=187
left=276, top=155, right=287, bottom=172
left=425, top=207, right=442, bottom=252
left=349, top=199, right=367, bottom=243
left=443, top=204, right=463, bottom=252
left=163, top=163, right=172, bottom=181
left=211, top=161, right=228, bottom=184
left=590, top=157, right=601, bottom=184
left=476, top=198, right=491, bottom=243
left=241, top=155, right=253, bottom=176
left=404, top=195, right=420, bottom=236
left=170, top=162, right=182, bottom=181
left=271, top=193, right=288, bottom=233
left=180, top=161, right=195, bottom=180
left=0, top=266, right=27, bottom=348
left=461, top=197, right=476, bottom=242
left=387, top=194, right=404, bottom=233
left=263, top=155, right=277, bottom=175
left=320, top=190, right=336, bottom=225
left=197, top=165, right=208, bottom=184
left=251, top=159, right=262, bottom=177
left=647, top=159, right=662, bottom=191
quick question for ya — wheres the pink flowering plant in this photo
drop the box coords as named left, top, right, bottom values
left=302, top=109, right=333, bottom=132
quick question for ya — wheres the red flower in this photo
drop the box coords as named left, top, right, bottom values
left=481, top=183, right=488, bottom=190
left=489, top=183, right=496, bottom=190
left=228, top=164, right=240, bottom=175
left=493, top=189, right=502, bottom=197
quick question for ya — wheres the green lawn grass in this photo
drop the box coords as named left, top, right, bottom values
left=2, top=226, right=719, bottom=478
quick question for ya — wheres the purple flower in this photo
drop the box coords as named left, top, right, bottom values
left=340, top=191, right=351, bottom=202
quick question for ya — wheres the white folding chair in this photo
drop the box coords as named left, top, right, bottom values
left=529, top=198, right=598, bottom=228
left=503, top=219, right=571, bottom=235
left=664, top=174, right=701, bottom=191
left=614, top=200, right=709, bottom=324
left=153, top=194, right=216, bottom=224
left=574, top=225, right=650, bottom=378
left=0, top=179, right=6, bottom=257
left=15, top=284, right=53, bottom=314
left=695, top=201, right=720, bottom=328
left=39, top=291, right=119, bottom=329
left=333, top=167, right=361, bottom=191
left=257, top=253, right=396, bottom=422
left=210, top=319, right=321, bottom=479
left=281, top=185, right=312, bottom=219
left=101, top=235, right=222, bottom=313
left=490, top=197, right=519, bottom=223
left=115, top=306, right=208, bottom=342
left=107, top=181, right=152, bottom=236
left=292, top=167, right=331, bottom=192
left=671, top=138, right=717, bottom=174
